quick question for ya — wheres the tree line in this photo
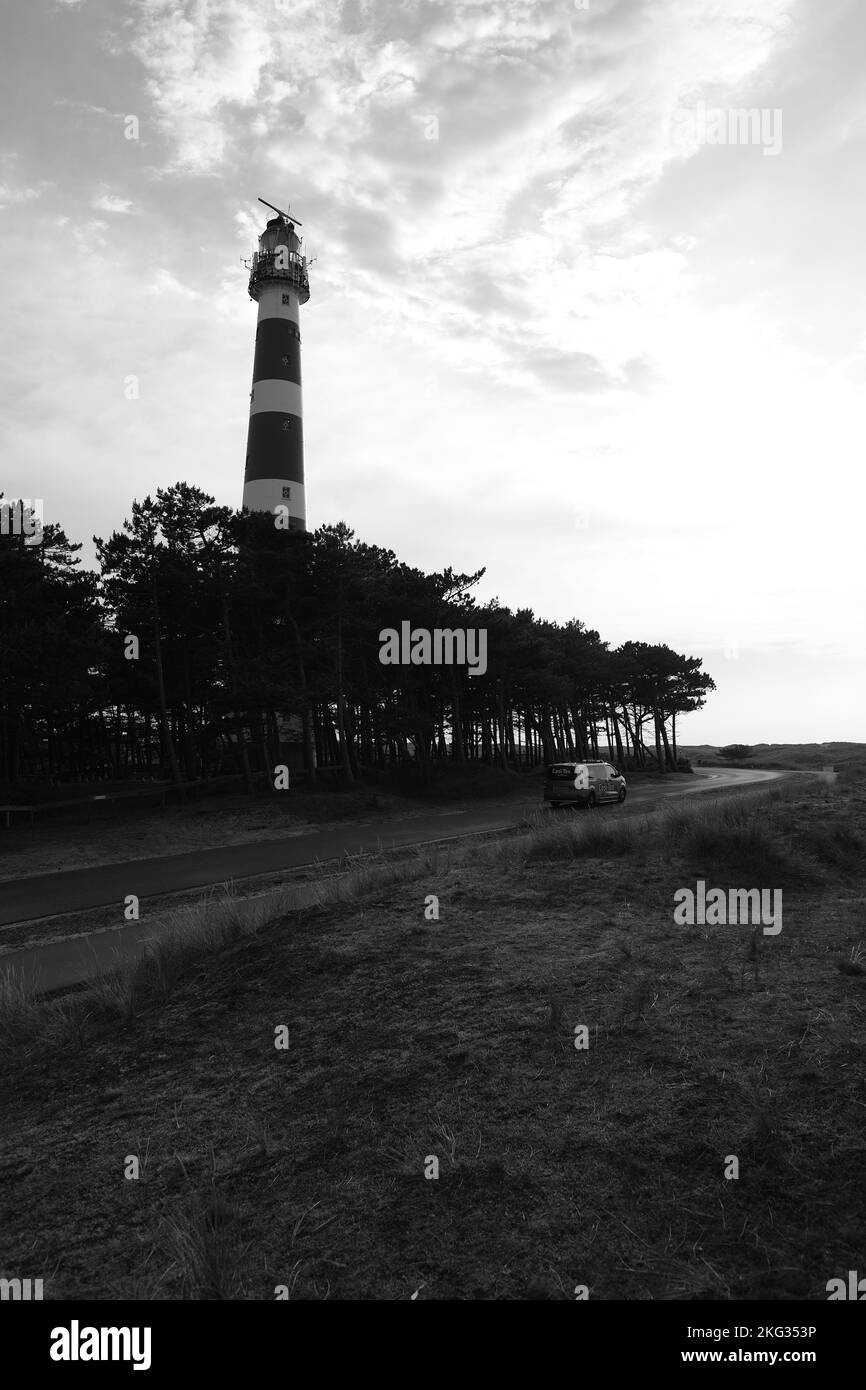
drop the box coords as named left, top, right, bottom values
left=0, top=484, right=715, bottom=792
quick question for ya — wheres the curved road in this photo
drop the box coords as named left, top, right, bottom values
left=0, top=766, right=786, bottom=993
left=0, top=766, right=782, bottom=928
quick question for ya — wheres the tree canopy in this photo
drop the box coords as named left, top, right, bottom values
left=0, top=484, right=715, bottom=790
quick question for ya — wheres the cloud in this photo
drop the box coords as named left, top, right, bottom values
left=522, top=348, right=658, bottom=394
left=129, top=0, right=276, bottom=174
left=92, top=193, right=134, bottom=213
left=146, top=267, right=203, bottom=299
left=53, top=99, right=127, bottom=121
left=0, top=182, right=49, bottom=210
left=115, top=0, right=802, bottom=458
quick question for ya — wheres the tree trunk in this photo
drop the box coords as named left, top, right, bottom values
left=449, top=669, right=465, bottom=763
left=151, top=573, right=186, bottom=796
left=221, top=596, right=255, bottom=794
left=653, top=710, right=664, bottom=773
left=334, top=613, right=355, bottom=785
left=285, top=596, right=317, bottom=791
left=659, top=713, right=675, bottom=771
left=610, top=707, right=625, bottom=767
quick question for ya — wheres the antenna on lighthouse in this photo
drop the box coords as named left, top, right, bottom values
left=258, top=196, right=302, bottom=226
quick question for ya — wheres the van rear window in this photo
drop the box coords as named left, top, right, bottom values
left=549, top=765, right=576, bottom=778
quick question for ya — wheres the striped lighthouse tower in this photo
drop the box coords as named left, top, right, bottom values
left=242, top=198, right=311, bottom=528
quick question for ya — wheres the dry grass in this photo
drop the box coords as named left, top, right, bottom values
left=0, top=851, right=443, bottom=1046
left=0, top=967, right=42, bottom=1054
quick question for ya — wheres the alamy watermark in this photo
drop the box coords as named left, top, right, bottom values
left=672, top=102, right=783, bottom=157
left=0, top=497, right=43, bottom=546
left=827, top=1271, right=866, bottom=1299
left=379, top=622, right=487, bottom=677
left=674, top=880, right=782, bottom=935
left=1, top=1276, right=43, bottom=1300
left=49, top=1322, right=151, bottom=1371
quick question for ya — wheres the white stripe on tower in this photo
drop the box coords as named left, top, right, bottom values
left=257, top=282, right=299, bottom=324
left=249, top=380, right=303, bottom=417
left=242, top=479, right=307, bottom=516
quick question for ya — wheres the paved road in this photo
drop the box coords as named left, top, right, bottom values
left=0, top=766, right=786, bottom=995
left=0, top=766, right=782, bottom=930
left=0, top=878, right=330, bottom=998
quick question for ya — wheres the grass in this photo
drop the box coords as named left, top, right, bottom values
left=1, top=775, right=865, bottom=1299
left=1, top=853, right=443, bottom=1046
left=0, top=967, right=42, bottom=1051
left=524, top=813, right=641, bottom=862
left=523, top=782, right=831, bottom=883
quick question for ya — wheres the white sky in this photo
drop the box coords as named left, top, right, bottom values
left=1, top=0, right=864, bottom=745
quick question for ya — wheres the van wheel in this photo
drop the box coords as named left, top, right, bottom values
left=618, top=787, right=627, bottom=803
left=586, top=792, right=597, bottom=809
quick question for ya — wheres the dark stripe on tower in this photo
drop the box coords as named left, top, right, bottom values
left=253, top=319, right=302, bottom=385
left=244, top=414, right=305, bottom=483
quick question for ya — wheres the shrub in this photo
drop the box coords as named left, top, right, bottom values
left=525, top=814, right=638, bottom=863
left=802, top=819, right=866, bottom=872
left=661, top=796, right=792, bottom=879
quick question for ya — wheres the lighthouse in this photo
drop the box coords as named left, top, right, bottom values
left=242, top=198, right=311, bottom=528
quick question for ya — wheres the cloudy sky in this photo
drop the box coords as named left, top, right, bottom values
left=1, top=0, right=863, bottom=745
